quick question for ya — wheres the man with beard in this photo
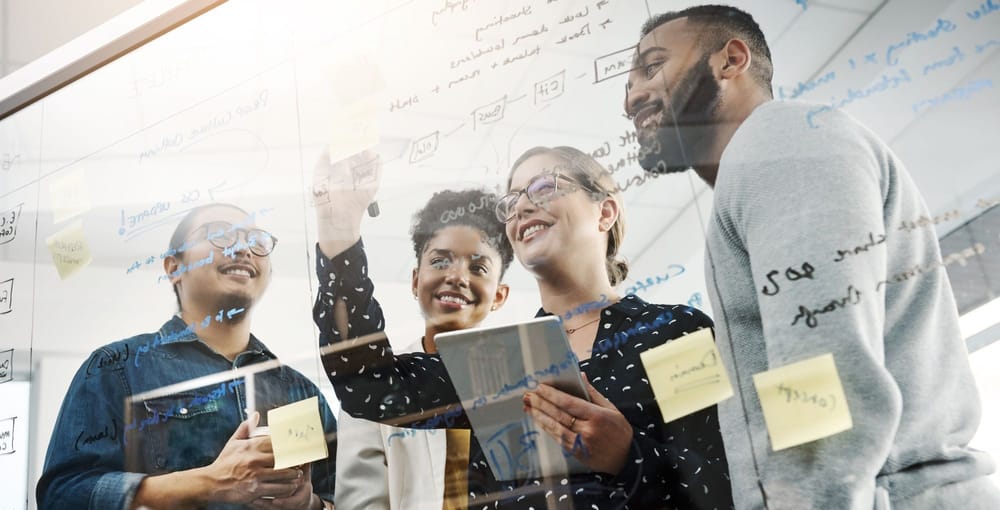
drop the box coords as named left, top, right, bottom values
left=37, top=204, right=337, bottom=510
left=625, top=5, right=999, bottom=509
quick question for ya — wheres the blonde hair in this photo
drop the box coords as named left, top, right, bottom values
left=509, top=146, right=629, bottom=286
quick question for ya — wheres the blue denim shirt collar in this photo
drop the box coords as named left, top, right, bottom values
left=156, top=314, right=273, bottom=359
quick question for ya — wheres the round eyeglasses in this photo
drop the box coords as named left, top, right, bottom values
left=495, top=172, right=601, bottom=223
left=181, top=221, right=278, bottom=257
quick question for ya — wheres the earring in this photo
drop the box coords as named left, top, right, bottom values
left=413, top=294, right=418, bottom=300
left=491, top=304, right=497, bottom=311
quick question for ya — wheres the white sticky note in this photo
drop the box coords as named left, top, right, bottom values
left=753, top=353, right=853, bottom=451
left=640, top=328, right=733, bottom=423
left=268, top=396, right=329, bottom=469
left=0, top=417, right=16, bottom=454
left=0, top=278, right=12, bottom=315
left=45, top=220, right=93, bottom=279
left=49, top=169, right=91, bottom=224
left=0, top=203, right=23, bottom=246
left=0, top=348, right=12, bottom=383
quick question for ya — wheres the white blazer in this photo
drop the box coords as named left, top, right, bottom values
left=334, top=341, right=448, bottom=510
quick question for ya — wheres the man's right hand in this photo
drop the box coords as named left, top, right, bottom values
left=202, top=413, right=307, bottom=505
left=313, top=148, right=382, bottom=258
left=130, top=413, right=308, bottom=509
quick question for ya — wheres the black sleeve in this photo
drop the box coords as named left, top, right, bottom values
left=313, top=240, right=469, bottom=429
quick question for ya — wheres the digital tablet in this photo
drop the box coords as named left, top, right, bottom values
left=433, top=315, right=591, bottom=481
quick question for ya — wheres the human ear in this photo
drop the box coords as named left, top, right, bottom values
left=491, top=283, right=510, bottom=311
left=719, top=38, right=752, bottom=79
left=598, top=196, right=620, bottom=232
left=163, top=255, right=182, bottom=286
left=411, top=267, right=419, bottom=299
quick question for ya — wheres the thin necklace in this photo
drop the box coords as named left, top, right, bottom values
left=565, top=316, right=600, bottom=334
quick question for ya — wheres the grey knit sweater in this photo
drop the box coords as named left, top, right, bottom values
left=705, top=100, right=998, bottom=509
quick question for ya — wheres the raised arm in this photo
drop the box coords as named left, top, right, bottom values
left=311, top=150, right=467, bottom=430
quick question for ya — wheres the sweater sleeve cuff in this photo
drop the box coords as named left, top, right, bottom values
left=91, top=471, right=146, bottom=510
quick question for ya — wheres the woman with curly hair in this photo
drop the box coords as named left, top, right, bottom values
left=311, top=151, right=512, bottom=509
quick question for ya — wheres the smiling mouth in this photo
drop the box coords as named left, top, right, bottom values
left=634, top=106, right=664, bottom=133
left=437, top=294, right=472, bottom=307
left=220, top=265, right=256, bottom=278
left=519, top=222, right=551, bottom=241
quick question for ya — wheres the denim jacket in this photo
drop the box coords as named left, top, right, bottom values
left=37, top=315, right=337, bottom=510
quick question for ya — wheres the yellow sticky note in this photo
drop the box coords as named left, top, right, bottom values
left=45, top=220, right=93, bottom=279
left=328, top=57, right=385, bottom=164
left=267, top=396, right=329, bottom=469
left=753, top=353, right=853, bottom=451
left=49, top=169, right=91, bottom=224
left=640, top=328, right=733, bottom=423
left=328, top=95, right=381, bottom=164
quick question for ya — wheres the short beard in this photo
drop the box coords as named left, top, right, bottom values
left=216, top=292, right=253, bottom=323
left=638, top=54, right=722, bottom=174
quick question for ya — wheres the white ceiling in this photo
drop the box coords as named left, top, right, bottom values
left=0, top=0, right=143, bottom=77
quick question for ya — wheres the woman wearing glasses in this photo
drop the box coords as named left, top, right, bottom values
left=316, top=149, right=731, bottom=509
left=499, top=147, right=732, bottom=509
left=39, top=203, right=338, bottom=510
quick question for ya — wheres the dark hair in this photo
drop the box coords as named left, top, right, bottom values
left=641, top=5, right=773, bottom=96
left=410, top=189, right=514, bottom=278
left=508, top=146, right=629, bottom=286
left=166, top=203, right=251, bottom=310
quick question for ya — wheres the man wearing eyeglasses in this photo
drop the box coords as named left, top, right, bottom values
left=37, top=203, right=337, bottom=510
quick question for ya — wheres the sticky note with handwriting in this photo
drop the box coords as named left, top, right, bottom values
left=0, top=416, right=16, bottom=455
left=0, top=203, right=23, bottom=246
left=267, top=396, right=328, bottom=469
left=45, top=220, right=93, bottom=279
left=753, top=353, right=852, bottom=451
left=0, top=348, right=12, bottom=383
left=49, top=169, right=92, bottom=224
left=640, top=328, right=733, bottom=423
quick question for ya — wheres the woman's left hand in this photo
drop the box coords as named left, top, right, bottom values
left=523, top=374, right=634, bottom=475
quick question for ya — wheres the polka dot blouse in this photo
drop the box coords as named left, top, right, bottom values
left=314, top=241, right=734, bottom=509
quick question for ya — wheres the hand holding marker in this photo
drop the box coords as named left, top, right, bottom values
left=326, top=55, right=390, bottom=218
